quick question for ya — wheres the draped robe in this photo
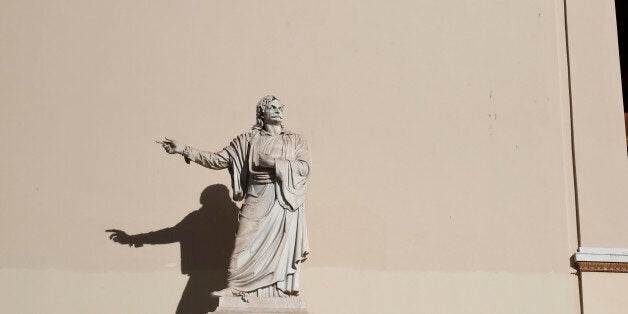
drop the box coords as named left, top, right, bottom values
left=185, top=128, right=310, bottom=295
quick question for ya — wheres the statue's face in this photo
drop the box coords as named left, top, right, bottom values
left=262, top=100, right=284, bottom=125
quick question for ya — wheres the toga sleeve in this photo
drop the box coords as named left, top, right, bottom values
left=274, top=135, right=310, bottom=211
left=183, top=145, right=230, bottom=170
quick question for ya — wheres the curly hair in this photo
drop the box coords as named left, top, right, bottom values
left=253, top=95, right=283, bottom=130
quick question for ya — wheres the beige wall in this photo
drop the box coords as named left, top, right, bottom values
left=566, top=0, right=628, bottom=247
left=564, top=1, right=628, bottom=313
left=0, top=268, right=576, bottom=314
left=1, top=0, right=622, bottom=313
left=580, top=272, right=628, bottom=314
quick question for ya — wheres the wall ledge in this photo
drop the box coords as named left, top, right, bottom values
left=574, top=247, right=628, bottom=273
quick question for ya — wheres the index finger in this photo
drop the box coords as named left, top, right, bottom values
left=106, top=229, right=122, bottom=233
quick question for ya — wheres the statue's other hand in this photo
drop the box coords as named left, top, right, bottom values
left=106, top=229, right=143, bottom=247
left=257, top=154, right=276, bottom=169
left=156, top=137, right=183, bottom=155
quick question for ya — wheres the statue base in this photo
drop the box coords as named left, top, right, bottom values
left=213, top=295, right=308, bottom=313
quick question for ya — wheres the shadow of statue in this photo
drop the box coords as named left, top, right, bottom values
left=107, top=184, right=239, bottom=313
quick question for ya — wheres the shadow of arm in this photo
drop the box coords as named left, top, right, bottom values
left=133, top=227, right=179, bottom=245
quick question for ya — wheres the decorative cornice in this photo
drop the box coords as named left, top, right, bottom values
left=573, top=247, right=628, bottom=273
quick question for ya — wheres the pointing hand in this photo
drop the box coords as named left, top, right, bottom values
left=156, top=137, right=184, bottom=154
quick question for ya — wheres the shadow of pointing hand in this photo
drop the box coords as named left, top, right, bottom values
left=106, top=229, right=144, bottom=247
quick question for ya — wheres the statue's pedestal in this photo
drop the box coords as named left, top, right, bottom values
left=213, top=296, right=308, bottom=313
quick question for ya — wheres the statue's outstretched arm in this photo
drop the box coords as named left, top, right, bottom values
left=182, top=146, right=230, bottom=170
left=157, top=137, right=230, bottom=170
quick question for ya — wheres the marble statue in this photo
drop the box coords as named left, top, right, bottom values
left=158, top=95, right=310, bottom=301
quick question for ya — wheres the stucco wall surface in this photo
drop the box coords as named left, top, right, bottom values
left=581, top=272, right=628, bottom=314
left=0, top=0, right=596, bottom=313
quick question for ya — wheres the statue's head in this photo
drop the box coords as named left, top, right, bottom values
left=254, top=95, right=284, bottom=129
